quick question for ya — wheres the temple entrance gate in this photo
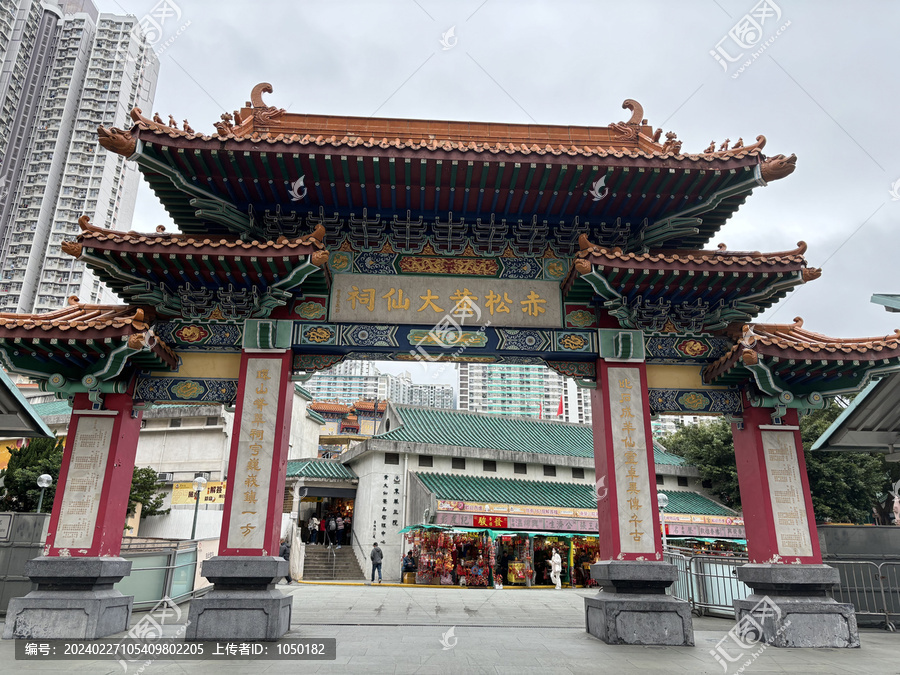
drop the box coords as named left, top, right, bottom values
left=2, top=84, right=896, bottom=645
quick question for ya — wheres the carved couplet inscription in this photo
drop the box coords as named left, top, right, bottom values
left=55, top=417, right=114, bottom=549
left=608, top=367, right=655, bottom=555
left=227, top=358, right=281, bottom=550
left=761, top=430, right=813, bottom=558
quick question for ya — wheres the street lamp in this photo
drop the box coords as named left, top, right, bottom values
left=35, top=474, right=52, bottom=513
left=190, top=476, right=208, bottom=540
left=657, top=492, right=669, bottom=552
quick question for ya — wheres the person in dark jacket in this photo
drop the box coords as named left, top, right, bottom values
left=279, top=537, right=292, bottom=584
left=370, top=542, right=383, bottom=583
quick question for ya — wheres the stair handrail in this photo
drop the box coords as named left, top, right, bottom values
left=323, top=528, right=337, bottom=579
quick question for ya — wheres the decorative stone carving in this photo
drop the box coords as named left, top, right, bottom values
left=761, top=153, right=798, bottom=182
left=249, top=82, right=286, bottom=125
left=96, top=126, right=135, bottom=156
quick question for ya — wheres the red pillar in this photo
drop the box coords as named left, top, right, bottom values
left=219, top=350, right=293, bottom=556
left=590, top=359, right=663, bottom=561
left=45, top=392, right=142, bottom=557
left=731, top=402, right=822, bottom=564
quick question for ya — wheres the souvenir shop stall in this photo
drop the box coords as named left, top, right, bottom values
left=492, top=533, right=533, bottom=587
left=570, top=535, right=602, bottom=588
left=400, top=525, right=495, bottom=586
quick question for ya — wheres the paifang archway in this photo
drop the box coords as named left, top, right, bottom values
left=3, top=84, right=898, bottom=645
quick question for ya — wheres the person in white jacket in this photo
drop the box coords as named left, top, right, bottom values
left=550, top=548, right=562, bottom=590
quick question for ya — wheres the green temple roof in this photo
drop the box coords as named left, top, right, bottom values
left=286, top=458, right=357, bottom=480
left=415, top=472, right=734, bottom=515
left=377, top=405, right=687, bottom=465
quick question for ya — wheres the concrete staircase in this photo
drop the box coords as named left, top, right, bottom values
left=302, top=544, right=365, bottom=581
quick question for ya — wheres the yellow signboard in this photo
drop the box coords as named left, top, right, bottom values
left=172, top=481, right=227, bottom=505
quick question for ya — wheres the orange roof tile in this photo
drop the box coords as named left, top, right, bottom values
left=354, top=400, right=387, bottom=412
left=113, top=86, right=772, bottom=163
left=703, top=318, right=900, bottom=383
left=66, top=216, right=326, bottom=253
left=0, top=300, right=152, bottom=332
left=310, top=401, right=351, bottom=414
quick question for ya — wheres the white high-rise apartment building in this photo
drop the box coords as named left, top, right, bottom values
left=305, top=360, right=454, bottom=408
left=0, top=0, right=159, bottom=313
left=457, top=362, right=592, bottom=424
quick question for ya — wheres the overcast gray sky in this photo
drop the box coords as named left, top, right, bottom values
left=97, top=0, right=900, bottom=389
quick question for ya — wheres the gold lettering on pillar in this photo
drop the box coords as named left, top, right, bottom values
left=608, top=367, right=655, bottom=555
left=227, top=359, right=281, bottom=550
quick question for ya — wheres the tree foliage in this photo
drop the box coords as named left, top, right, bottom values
left=660, top=402, right=888, bottom=524
left=0, top=438, right=169, bottom=519
left=0, top=436, right=66, bottom=512
left=128, top=466, right=170, bottom=519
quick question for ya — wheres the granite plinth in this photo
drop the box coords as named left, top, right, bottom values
left=584, top=561, right=693, bottom=645
left=185, top=556, right=290, bottom=641
left=2, top=557, right=133, bottom=639
left=734, top=564, right=859, bottom=648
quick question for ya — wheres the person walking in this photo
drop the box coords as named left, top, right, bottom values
left=370, top=542, right=383, bottom=583
left=279, top=537, right=292, bottom=584
left=308, top=515, right=319, bottom=545
left=335, top=515, right=344, bottom=549
left=327, top=513, right=337, bottom=547
left=342, top=515, right=351, bottom=546
left=550, top=548, right=562, bottom=590
left=318, top=514, right=326, bottom=544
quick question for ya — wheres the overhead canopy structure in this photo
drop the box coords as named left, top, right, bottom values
left=812, top=372, right=900, bottom=460
left=0, top=368, right=52, bottom=438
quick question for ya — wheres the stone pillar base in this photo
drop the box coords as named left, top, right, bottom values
left=735, top=564, right=859, bottom=648
left=584, top=561, right=694, bottom=646
left=3, top=557, right=133, bottom=639
left=185, top=556, right=291, bottom=641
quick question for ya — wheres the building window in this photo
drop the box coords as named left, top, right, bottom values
left=169, top=418, right=181, bottom=428
left=418, top=455, right=433, bottom=468
left=514, top=463, right=527, bottom=475
left=543, top=465, right=556, bottom=477
left=572, top=468, right=585, bottom=480
left=206, top=416, right=219, bottom=426
left=451, top=457, right=466, bottom=470
left=384, top=453, right=400, bottom=465
left=656, top=474, right=664, bottom=485
left=677, top=476, right=689, bottom=487
left=483, top=460, right=497, bottom=472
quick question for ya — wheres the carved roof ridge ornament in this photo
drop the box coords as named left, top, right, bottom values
left=699, top=135, right=767, bottom=157
left=97, top=125, right=136, bottom=157
left=760, top=153, right=797, bottom=182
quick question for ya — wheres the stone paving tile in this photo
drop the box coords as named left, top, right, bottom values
left=4, top=586, right=900, bottom=674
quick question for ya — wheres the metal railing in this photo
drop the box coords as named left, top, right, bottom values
left=117, top=539, right=214, bottom=611
left=664, top=551, right=900, bottom=629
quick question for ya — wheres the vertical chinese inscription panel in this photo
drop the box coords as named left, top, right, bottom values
left=226, top=358, right=282, bottom=551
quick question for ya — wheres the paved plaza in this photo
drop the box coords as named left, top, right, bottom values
left=1, top=583, right=897, bottom=674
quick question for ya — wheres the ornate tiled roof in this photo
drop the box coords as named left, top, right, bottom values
left=704, top=317, right=900, bottom=384
left=286, top=458, right=357, bottom=480
left=310, top=401, right=351, bottom=414
left=64, top=216, right=327, bottom=255
left=415, top=472, right=733, bottom=516
left=111, top=90, right=775, bottom=164
left=354, top=400, right=387, bottom=412
left=573, top=237, right=818, bottom=273
left=376, top=405, right=684, bottom=464
left=0, top=300, right=152, bottom=332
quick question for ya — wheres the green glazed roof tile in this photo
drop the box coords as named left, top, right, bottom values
left=415, top=472, right=734, bottom=515
left=378, top=406, right=688, bottom=465
left=286, top=459, right=357, bottom=480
